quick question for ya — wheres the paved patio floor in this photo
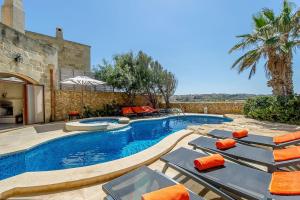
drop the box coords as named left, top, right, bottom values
left=0, top=123, right=24, bottom=131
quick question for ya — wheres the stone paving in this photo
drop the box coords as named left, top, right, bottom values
left=5, top=115, right=300, bottom=200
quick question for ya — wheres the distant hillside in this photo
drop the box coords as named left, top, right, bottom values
left=171, top=94, right=268, bottom=102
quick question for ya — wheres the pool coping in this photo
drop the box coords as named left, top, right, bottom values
left=65, top=121, right=110, bottom=131
left=65, top=117, right=130, bottom=131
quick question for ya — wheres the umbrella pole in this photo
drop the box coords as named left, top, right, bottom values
left=90, top=86, right=92, bottom=107
left=81, top=86, right=84, bottom=117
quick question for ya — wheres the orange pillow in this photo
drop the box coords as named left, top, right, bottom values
left=141, top=184, right=189, bottom=200
left=232, top=129, right=248, bottom=139
left=216, top=139, right=236, bottom=150
left=273, top=146, right=300, bottom=162
left=273, top=131, right=300, bottom=144
left=269, top=171, right=300, bottom=195
left=194, top=154, right=225, bottom=171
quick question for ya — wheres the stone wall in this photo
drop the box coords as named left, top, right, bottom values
left=26, top=31, right=91, bottom=71
left=169, top=102, right=244, bottom=115
left=0, top=22, right=58, bottom=122
left=55, top=90, right=245, bottom=120
left=55, top=90, right=150, bottom=120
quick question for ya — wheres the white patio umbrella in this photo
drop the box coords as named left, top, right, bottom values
left=61, top=76, right=106, bottom=114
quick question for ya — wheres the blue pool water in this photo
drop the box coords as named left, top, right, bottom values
left=80, top=118, right=119, bottom=124
left=0, top=115, right=231, bottom=180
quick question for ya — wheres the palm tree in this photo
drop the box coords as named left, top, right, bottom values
left=229, top=0, right=300, bottom=96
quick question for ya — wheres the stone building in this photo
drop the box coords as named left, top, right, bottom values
left=26, top=28, right=91, bottom=72
left=0, top=0, right=91, bottom=125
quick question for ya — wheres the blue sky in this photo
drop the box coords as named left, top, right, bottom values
left=8, top=0, right=300, bottom=94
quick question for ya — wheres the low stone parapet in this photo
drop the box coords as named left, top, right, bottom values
left=168, top=102, right=244, bottom=115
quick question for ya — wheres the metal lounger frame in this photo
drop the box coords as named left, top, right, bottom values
left=188, top=136, right=300, bottom=172
left=102, top=166, right=217, bottom=200
left=208, top=129, right=300, bottom=149
left=160, top=147, right=300, bottom=200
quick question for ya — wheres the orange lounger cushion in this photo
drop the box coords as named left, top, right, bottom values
left=216, top=139, right=236, bottom=150
left=232, top=129, right=248, bottom=139
left=122, top=107, right=134, bottom=115
left=142, top=106, right=157, bottom=113
left=273, top=131, right=300, bottom=144
left=194, top=154, right=225, bottom=171
left=141, top=106, right=153, bottom=112
left=273, top=146, right=300, bottom=162
left=132, top=107, right=147, bottom=113
left=269, top=171, right=300, bottom=195
left=142, top=184, right=189, bottom=200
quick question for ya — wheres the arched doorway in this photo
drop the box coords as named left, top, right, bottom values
left=0, top=72, right=45, bottom=127
left=0, top=72, right=39, bottom=84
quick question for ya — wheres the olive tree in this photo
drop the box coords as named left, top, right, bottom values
left=158, top=70, right=178, bottom=108
left=95, top=51, right=178, bottom=108
left=136, top=52, right=164, bottom=108
left=95, top=52, right=140, bottom=105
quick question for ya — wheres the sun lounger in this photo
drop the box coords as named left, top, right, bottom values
left=208, top=129, right=300, bottom=149
left=161, top=148, right=300, bottom=200
left=188, top=137, right=300, bottom=172
left=102, top=166, right=205, bottom=200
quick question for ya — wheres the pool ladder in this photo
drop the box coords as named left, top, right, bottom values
left=175, top=104, right=185, bottom=116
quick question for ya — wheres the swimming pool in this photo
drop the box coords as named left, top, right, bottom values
left=0, top=115, right=231, bottom=180
left=80, top=118, right=119, bottom=124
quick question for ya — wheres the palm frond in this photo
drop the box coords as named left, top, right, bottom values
left=283, top=0, right=294, bottom=15
left=265, top=36, right=279, bottom=45
left=231, top=49, right=262, bottom=78
left=262, top=8, right=275, bottom=22
left=253, top=14, right=268, bottom=29
left=236, top=34, right=252, bottom=38
left=229, top=42, right=248, bottom=53
left=248, top=63, right=257, bottom=79
left=231, top=53, right=249, bottom=69
left=264, top=62, right=271, bottom=79
left=229, top=34, right=261, bottom=53
left=279, top=43, right=290, bottom=54
left=238, top=50, right=261, bottom=73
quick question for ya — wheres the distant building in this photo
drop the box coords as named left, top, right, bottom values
left=0, top=0, right=91, bottom=124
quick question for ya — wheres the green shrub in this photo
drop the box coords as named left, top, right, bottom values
left=244, top=95, right=300, bottom=124
left=95, top=101, right=121, bottom=116
left=83, top=101, right=122, bottom=118
left=83, top=105, right=95, bottom=118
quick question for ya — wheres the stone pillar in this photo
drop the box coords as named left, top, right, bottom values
left=1, top=0, right=25, bottom=34
left=49, top=68, right=55, bottom=122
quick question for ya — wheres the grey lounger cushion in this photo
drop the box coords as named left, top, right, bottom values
left=102, top=166, right=203, bottom=200
left=208, top=129, right=300, bottom=148
left=161, top=148, right=300, bottom=200
left=189, top=137, right=300, bottom=172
